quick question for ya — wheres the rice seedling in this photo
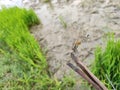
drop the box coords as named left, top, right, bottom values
left=43, top=0, right=54, bottom=9
left=43, top=0, right=51, bottom=3
left=0, top=7, right=74, bottom=89
left=58, top=15, right=67, bottom=29
left=92, top=35, right=120, bottom=90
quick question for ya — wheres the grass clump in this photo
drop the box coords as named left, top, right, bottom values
left=0, top=7, right=74, bottom=89
left=92, top=36, right=120, bottom=90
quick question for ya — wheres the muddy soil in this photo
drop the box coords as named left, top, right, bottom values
left=22, top=0, right=120, bottom=78
left=1, top=0, right=120, bottom=89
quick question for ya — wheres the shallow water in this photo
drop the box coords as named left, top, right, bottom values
left=0, top=0, right=23, bottom=9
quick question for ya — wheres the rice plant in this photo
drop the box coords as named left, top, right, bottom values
left=92, top=36, right=120, bottom=90
left=0, top=7, right=74, bottom=89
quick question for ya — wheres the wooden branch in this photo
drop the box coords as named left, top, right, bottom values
left=67, top=63, right=101, bottom=90
left=70, top=53, right=108, bottom=90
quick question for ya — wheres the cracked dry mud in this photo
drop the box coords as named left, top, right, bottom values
left=25, top=0, right=120, bottom=79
